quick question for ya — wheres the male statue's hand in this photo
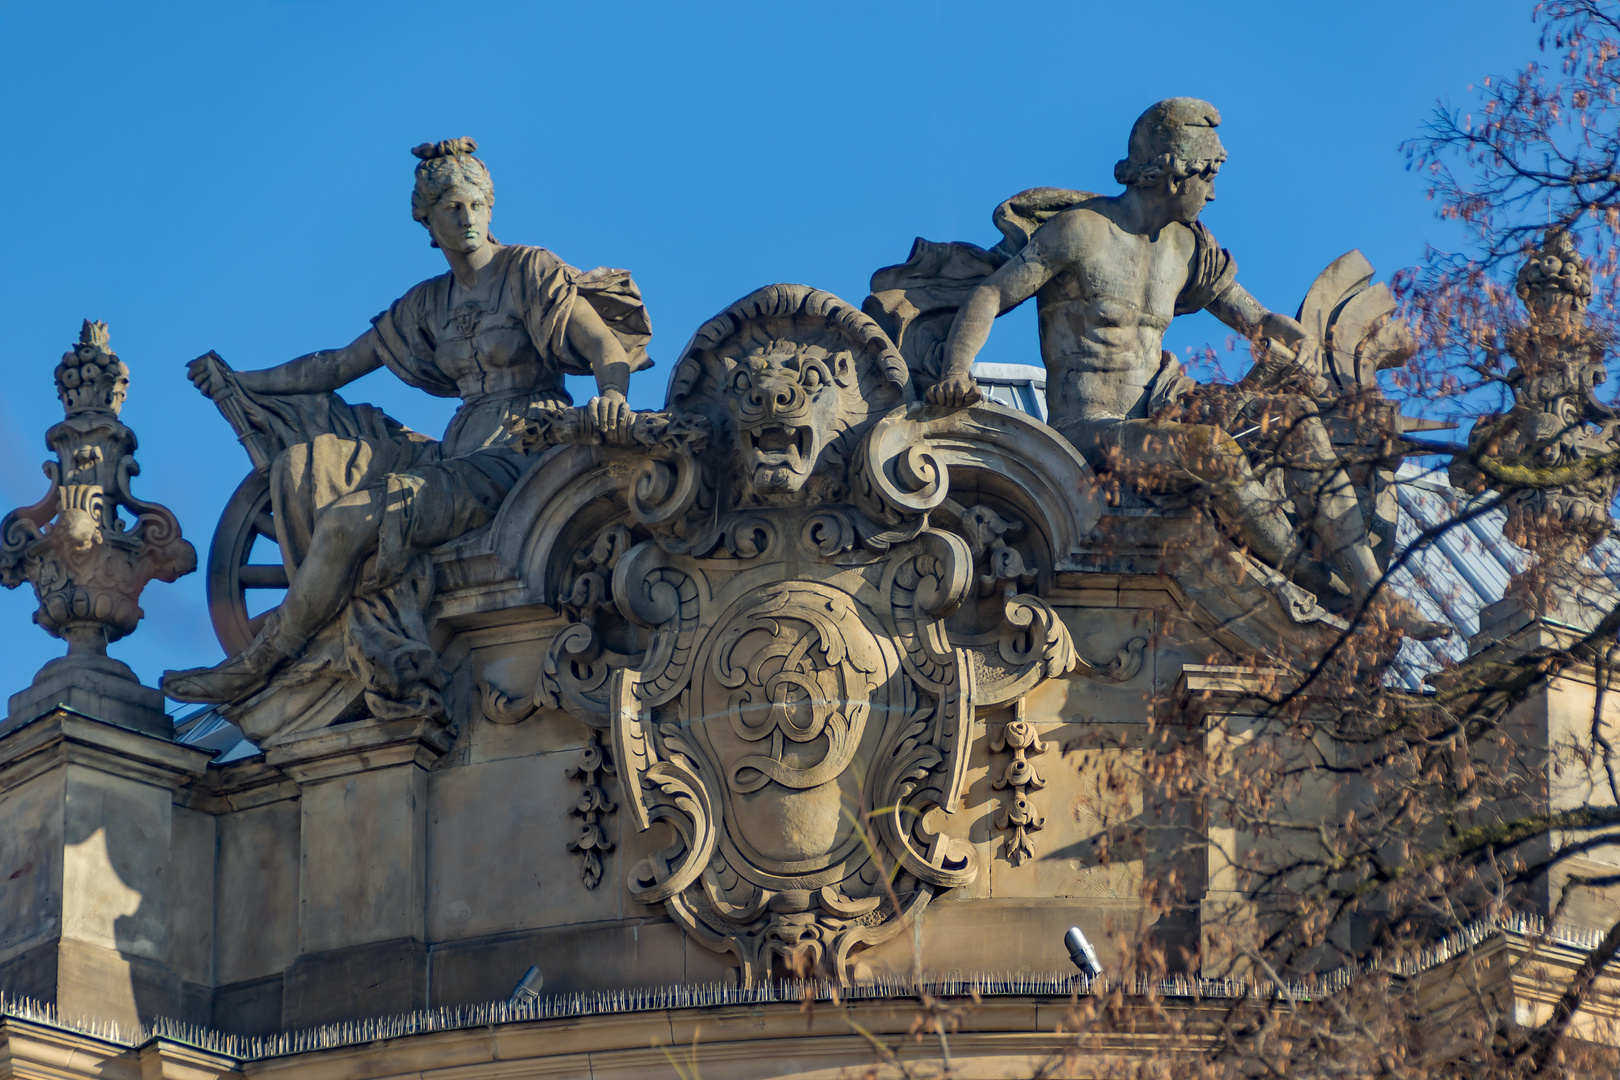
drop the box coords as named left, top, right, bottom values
left=1259, top=313, right=1308, bottom=350
left=1243, top=313, right=1330, bottom=394
left=588, top=388, right=632, bottom=445
left=926, top=372, right=983, bottom=408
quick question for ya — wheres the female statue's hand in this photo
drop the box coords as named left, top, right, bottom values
left=589, top=388, right=632, bottom=445
left=186, top=351, right=231, bottom=401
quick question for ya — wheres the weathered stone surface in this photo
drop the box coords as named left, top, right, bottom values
left=0, top=710, right=209, bottom=1027
left=428, top=919, right=692, bottom=1008
left=4, top=658, right=171, bottom=740
left=296, top=762, right=427, bottom=953
left=213, top=800, right=299, bottom=988
left=854, top=895, right=1148, bottom=978
left=427, top=749, right=622, bottom=939
left=282, top=937, right=428, bottom=1028
left=212, top=974, right=285, bottom=1036
left=0, top=769, right=65, bottom=969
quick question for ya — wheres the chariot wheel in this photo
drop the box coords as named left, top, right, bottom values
left=207, top=470, right=289, bottom=655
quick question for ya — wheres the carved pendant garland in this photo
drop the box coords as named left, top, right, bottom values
left=991, top=704, right=1049, bottom=867
left=565, top=732, right=617, bottom=890
left=491, top=284, right=1144, bottom=984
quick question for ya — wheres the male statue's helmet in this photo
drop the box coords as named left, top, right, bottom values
left=1114, top=97, right=1227, bottom=188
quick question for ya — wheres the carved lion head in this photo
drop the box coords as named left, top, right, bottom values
left=667, top=284, right=911, bottom=503
left=726, top=340, right=854, bottom=495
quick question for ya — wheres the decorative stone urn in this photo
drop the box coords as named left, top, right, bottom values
left=0, top=321, right=196, bottom=734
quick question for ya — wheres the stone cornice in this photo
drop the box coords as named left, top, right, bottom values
left=1175, top=665, right=1297, bottom=726
left=0, top=1016, right=143, bottom=1080
left=0, top=708, right=212, bottom=795
left=216, top=998, right=1231, bottom=1079
left=0, top=1018, right=243, bottom=1080
left=0, top=947, right=1614, bottom=1079
left=178, top=758, right=298, bottom=814
left=261, top=717, right=450, bottom=784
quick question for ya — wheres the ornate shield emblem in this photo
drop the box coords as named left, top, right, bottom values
left=502, top=284, right=1130, bottom=983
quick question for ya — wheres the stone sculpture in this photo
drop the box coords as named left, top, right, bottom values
left=10, top=97, right=1617, bottom=1053
left=0, top=321, right=196, bottom=735
left=867, top=98, right=1445, bottom=639
left=24, top=105, right=1453, bottom=1004
left=160, top=138, right=651, bottom=730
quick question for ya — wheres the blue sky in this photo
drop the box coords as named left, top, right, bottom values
left=0, top=0, right=1537, bottom=697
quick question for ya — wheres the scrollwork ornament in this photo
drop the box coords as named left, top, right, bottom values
left=853, top=408, right=952, bottom=530
left=610, top=581, right=979, bottom=984
left=800, top=509, right=857, bottom=558
left=508, top=529, right=710, bottom=728
left=519, top=282, right=1116, bottom=982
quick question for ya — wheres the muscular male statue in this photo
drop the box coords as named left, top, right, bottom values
left=926, top=98, right=1443, bottom=638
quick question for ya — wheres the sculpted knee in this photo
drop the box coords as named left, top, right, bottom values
left=1172, top=423, right=1249, bottom=482
left=311, top=490, right=383, bottom=552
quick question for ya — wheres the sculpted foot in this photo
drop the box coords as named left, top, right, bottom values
left=161, top=614, right=298, bottom=703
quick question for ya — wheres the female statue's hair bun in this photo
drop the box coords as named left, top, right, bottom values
left=411, top=137, right=479, bottom=161
left=409, top=137, right=495, bottom=233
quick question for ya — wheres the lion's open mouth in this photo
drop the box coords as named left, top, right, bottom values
left=747, top=423, right=812, bottom=472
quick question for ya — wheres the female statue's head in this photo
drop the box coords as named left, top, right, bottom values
left=411, top=137, right=498, bottom=252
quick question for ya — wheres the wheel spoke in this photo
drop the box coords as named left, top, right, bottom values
left=238, top=564, right=290, bottom=588
left=210, top=470, right=279, bottom=656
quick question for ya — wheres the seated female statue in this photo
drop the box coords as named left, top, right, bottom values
left=162, top=138, right=648, bottom=717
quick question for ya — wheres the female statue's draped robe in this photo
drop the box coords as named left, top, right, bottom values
left=233, top=246, right=651, bottom=723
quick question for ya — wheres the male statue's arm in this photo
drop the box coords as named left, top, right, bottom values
left=1206, top=282, right=1323, bottom=392
left=929, top=240, right=1061, bottom=407
left=1207, top=281, right=1303, bottom=346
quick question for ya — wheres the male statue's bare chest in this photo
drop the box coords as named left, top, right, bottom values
left=1036, top=227, right=1191, bottom=336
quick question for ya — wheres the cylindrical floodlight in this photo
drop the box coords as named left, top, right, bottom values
left=508, top=965, right=544, bottom=1005
left=1064, top=926, right=1101, bottom=977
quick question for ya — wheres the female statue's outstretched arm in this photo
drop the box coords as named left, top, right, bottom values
left=187, top=329, right=385, bottom=399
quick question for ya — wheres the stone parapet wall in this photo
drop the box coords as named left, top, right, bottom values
left=0, top=930, right=1614, bottom=1080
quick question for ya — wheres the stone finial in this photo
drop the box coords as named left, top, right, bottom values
left=1454, top=230, right=1620, bottom=642
left=1515, top=228, right=1592, bottom=322
left=0, top=322, right=196, bottom=735
left=55, top=319, right=130, bottom=416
